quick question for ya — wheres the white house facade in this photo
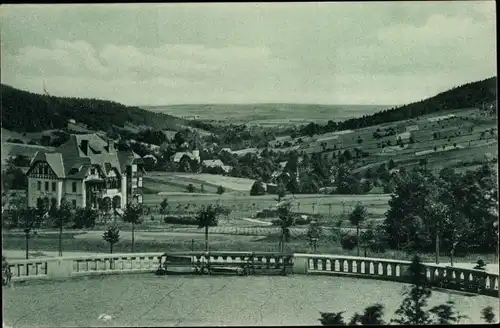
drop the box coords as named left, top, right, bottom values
left=26, top=134, right=144, bottom=212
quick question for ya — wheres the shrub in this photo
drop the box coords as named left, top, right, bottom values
left=216, top=185, right=225, bottom=195
left=340, top=234, right=358, bottom=250
left=272, top=216, right=311, bottom=226
left=6, top=138, right=25, bottom=144
left=186, top=184, right=195, bottom=193
left=250, top=180, right=266, bottom=196
left=163, top=216, right=198, bottom=225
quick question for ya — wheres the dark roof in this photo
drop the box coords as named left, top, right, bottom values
left=117, top=150, right=144, bottom=172
left=28, top=134, right=137, bottom=179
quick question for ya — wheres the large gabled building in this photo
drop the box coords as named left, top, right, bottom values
left=26, top=133, right=144, bottom=211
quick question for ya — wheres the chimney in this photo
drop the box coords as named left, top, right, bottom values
left=80, top=140, right=89, bottom=156
left=105, top=138, right=114, bottom=153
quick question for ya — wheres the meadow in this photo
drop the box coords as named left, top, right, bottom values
left=144, top=172, right=255, bottom=195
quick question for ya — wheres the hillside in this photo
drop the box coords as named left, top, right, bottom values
left=1, top=84, right=187, bottom=133
left=298, top=77, right=497, bottom=136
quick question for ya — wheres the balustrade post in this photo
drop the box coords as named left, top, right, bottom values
left=371, top=262, right=377, bottom=275
left=292, top=255, right=308, bottom=274
left=354, top=260, right=361, bottom=274
left=347, top=260, right=353, bottom=273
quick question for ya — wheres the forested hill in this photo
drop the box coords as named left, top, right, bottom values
left=302, top=76, right=497, bottom=135
left=1, top=84, right=186, bottom=133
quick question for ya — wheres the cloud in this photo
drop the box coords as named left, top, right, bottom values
left=0, top=2, right=496, bottom=105
left=1, top=40, right=289, bottom=104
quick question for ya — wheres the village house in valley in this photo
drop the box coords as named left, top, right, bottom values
left=26, top=133, right=145, bottom=211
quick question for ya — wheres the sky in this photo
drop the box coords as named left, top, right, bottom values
left=0, top=2, right=496, bottom=106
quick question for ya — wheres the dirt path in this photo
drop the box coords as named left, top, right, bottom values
left=241, top=218, right=273, bottom=226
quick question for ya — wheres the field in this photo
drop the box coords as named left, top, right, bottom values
left=4, top=274, right=497, bottom=327
left=269, top=107, right=497, bottom=175
left=1, top=128, right=31, bottom=143
left=1, top=142, right=54, bottom=166
left=172, top=173, right=256, bottom=191
left=145, top=103, right=390, bottom=125
left=144, top=172, right=256, bottom=195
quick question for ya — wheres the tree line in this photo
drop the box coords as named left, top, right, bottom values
left=297, top=77, right=496, bottom=138
left=1, top=83, right=185, bottom=133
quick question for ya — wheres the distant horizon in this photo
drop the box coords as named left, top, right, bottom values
left=2, top=81, right=401, bottom=108
left=141, top=102, right=399, bottom=108
left=6, top=78, right=497, bottom=112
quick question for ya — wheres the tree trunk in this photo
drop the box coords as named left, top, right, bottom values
left=497, top=233, right=499, bottom=264
left=205, top=225, right=209, bottom=252
left=25, top=231, right=29, bottom=260
left=132, top=223, right=135, bottom=253
left=58, top=226, right=63, bottom=257
left=435, top=230, right=440, bottom=264
left=110, top=243, right=113, bottom=254
left=280, top=232, right=284, bottom=254
left=356, top=225, right=360, bottom=257
left=450, top=242, right=456, bottom=267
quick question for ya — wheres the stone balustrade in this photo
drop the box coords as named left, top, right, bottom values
left=293, top=254, right=499, bottom=298
left=8, top=253, right=163, bottom=281
left=6, top=252, right=498, bottom=298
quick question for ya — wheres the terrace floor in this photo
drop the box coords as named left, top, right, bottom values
left=3, top=274, right=498, bottom=327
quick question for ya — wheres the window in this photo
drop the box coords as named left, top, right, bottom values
left=43, top=166, right=48, bottom=175
left=37, top=181, right=41, bottom=191
left=90, top=168, right=96, bottom=175
left=45, top=181, right=49, bottom=191
left=72, top=200, right=77, bottom=208
left=72, top=182, right=77, bottom=193
left=52, top=182, right=56, bottom=192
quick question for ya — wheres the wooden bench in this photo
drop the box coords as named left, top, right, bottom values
left=205, top=252, right=253, bottom=276
left=155, top=252, right=294, bottom=276
left=156, top=252, right=205, bottom=275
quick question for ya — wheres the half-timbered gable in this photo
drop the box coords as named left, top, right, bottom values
left=27, top=161, right=59, bottom=180
left=26, top=133, right=144, bottom=210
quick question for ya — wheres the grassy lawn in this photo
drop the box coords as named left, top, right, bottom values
left=3, top=231, right=496, bottom=265
left=142, top=193, right=391, bottom=219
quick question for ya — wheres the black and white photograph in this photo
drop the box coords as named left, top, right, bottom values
left=1, top=2, right=498, bottom=326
